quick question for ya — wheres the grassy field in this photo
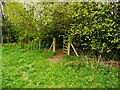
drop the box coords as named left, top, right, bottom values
left=2, top=44, right=119, bottom=88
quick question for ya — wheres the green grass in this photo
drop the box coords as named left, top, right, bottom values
left=2, top=44, right=119, bottom=88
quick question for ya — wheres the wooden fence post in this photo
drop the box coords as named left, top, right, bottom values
left=67, top=36, right=71, bottom=55
left=67, top=42, right=70, bottom=55
left=39, top=40, right=41, bottom=49
left=53, top=38, right=56, bottom=53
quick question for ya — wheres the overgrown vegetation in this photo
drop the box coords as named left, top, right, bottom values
left=1, top=1, right=120, bottom=88
left=2, top=44, right=119, bottom=88
left=2, top=2, right=120, bottom=60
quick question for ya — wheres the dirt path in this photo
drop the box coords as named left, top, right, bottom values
left=48, top=49, right=64, bottom=63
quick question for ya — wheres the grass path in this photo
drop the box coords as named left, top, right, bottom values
left=2, top=45, right=119, bottom=88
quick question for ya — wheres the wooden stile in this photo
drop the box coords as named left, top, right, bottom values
left=49, top=36, right=79, bottom=57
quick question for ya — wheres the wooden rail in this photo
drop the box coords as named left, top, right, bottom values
left=49, top=37, right=79, bottom=57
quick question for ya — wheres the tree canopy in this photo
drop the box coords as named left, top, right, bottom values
left=2, top=2, right=120, bottom=60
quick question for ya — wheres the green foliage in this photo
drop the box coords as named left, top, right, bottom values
left=2, top=45, right=119, bottom=88
left=3, top=2, right=40, bottom=43
left=2, top=2, right=120, bottom=59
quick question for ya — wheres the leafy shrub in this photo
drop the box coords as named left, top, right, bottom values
left=2, top=2, right=120, bottom=60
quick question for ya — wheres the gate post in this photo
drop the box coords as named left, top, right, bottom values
left=67, top=36, right=71, bottom=55
left=53, top=38, right=56, bottom=53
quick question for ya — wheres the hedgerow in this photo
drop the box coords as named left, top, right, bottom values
left=2, top=2, right=120, bottom=60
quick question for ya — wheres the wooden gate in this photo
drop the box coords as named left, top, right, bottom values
left=49, top=36, right=79, bottom=57
left=63, top=36, right=69, bottom=54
